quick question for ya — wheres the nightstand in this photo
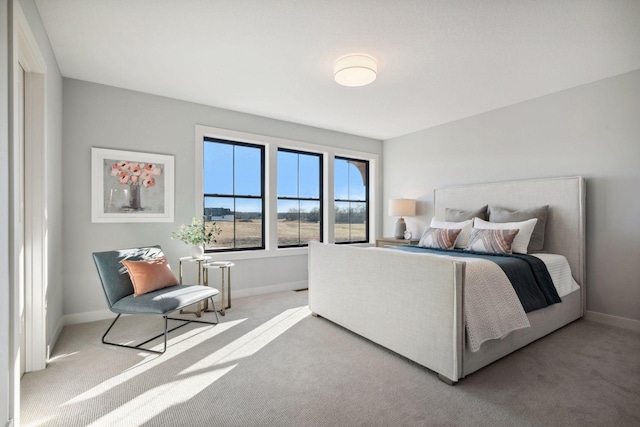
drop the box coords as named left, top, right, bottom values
left=376, top=237, right=419, bottom=247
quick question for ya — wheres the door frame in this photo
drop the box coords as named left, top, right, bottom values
left=16, top=2, right=47, bottom=373
left=7, top=1, right=48, bottom=423
left=9, top=0, right=47, bottom=410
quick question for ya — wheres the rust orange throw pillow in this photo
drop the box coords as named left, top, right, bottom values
left=121, top=256, right=179, bottom=297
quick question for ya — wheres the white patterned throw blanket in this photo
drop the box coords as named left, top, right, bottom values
left=462, top=258, right=531, bottom=351
left=417, top=251, right=531, bottom=352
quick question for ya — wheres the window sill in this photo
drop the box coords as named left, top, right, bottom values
left=205, top=246, right=308, bottom=261
left=204, top=242, right=374, bottom=261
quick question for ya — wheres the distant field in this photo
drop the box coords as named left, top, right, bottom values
left=206, top=219, right=366, bottom=248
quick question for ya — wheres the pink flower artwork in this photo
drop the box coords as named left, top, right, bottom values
left=142, top=176, right=155, bottom=188
left=95, top=147, right=173, bottom=221
left=110, top=161, right=162, bottom=188
left=107, top=160, right=164, bottom=211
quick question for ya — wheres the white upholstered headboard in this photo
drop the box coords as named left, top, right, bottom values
left=434, top=176, right=586, bottom=312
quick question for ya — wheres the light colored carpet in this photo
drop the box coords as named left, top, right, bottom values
left=21, top=290, right=640, bottom=426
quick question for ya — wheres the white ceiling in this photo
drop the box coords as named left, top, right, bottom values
left=35, top=0, right=640, bottom=140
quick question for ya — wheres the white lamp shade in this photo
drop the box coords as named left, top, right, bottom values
left=389, top=199, right=416, bottom=217
left=334, top=54, right=377, bottom=87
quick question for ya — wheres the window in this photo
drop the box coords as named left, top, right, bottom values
left=203, top=138, right=264, bottom=251
left=277, top=149, right=323, bottom=247
left=197, top=124, right=378, bottom=256
left=334, top=157, right=369, bottom=243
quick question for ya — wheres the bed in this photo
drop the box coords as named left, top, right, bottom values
left=308, top=176, right=585, bottom=384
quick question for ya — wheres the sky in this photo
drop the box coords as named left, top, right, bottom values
left=203, top=140, right=365, bottom=213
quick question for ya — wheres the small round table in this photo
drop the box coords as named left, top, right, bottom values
left=178, top=255, right=212, bottom=317
left=204, top=261, right=234, bottom=316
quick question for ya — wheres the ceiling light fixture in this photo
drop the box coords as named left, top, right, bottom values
left=333, top=54, right=377, bottom=87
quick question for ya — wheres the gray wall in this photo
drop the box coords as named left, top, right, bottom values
left=383, top=69, right=640, bottom=323
left=62, top=78, right=382, bottom=317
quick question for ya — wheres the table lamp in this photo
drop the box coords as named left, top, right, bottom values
left=389, top=199, right=416, bottom=239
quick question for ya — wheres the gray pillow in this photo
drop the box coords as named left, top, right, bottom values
left=488, top=205, right=549, bottom=252
left=445, top=205, right=488, bottom=222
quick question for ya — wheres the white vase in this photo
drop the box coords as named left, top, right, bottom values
left=190, top=245, right=204, bottom=259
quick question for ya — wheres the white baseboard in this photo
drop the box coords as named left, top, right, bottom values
left=61, top=281, right=308, bottom=327
left=585, top=310, right=640, bottom=332
left=227, top=280, right=307, bottom=299
left=63, top=309, right=116, bottom=326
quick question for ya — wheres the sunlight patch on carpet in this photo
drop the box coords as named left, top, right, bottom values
left=47, top=351, right=79, bottom=362
left=180, top=305, right=310, bottom=374
left=84, top=306, right=310, bottom=426
left=86, top=366, right=237, bottom=427
left=65, top=318, right=245, bottom=405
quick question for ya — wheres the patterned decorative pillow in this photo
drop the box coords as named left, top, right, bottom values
left=419, top=227, right=462, bottom=250
left=428, top=218, right=473, bottom=248
left=473, top=217, right=537, bottom=254
left=465, top=228, right=519, bottom=254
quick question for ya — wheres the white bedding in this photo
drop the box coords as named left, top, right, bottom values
left=532, top=253, right=580, bottom=298
left=461, top=258, right=530, bottom=351
left=378, top=247, right=579, bottom=351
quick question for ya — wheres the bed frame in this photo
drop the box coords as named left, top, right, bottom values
left=308, top=176, right=585, bottom=383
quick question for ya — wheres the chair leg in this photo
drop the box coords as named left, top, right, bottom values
left=102, top=308, right=218, bottom=355
left=203, top=296, right=221, bottom=321
left=163, top=316, right=168, bottom=353
left=102, top=314, right=124, bottom=346
left=209, top=297, right=220, bottom=323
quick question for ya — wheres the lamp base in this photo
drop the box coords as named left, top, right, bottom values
left=394, top=217, right=406, bottom=239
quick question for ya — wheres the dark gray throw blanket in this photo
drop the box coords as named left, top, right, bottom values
left=395, top=246, right=562, bottom=313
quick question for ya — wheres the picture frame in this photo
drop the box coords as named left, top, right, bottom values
left=91, top=147, right=175, bottom=223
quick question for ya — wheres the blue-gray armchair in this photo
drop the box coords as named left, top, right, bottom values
left=92, top=245, right=219, bottom=354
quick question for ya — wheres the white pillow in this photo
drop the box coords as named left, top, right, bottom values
left=428, top=218, right=473, bottom=248
left=473, top=217, right=537, bottom=254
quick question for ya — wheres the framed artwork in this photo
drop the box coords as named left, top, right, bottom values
left=91, top=147, right=174, bottom=223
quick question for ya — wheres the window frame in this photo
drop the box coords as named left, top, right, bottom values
left=202, top=137, right=266, bottom=252
left=195, top=124, right=380, bottom=261
left=277, top=147, right=324, bottom=248
left=334, top=156, right=370, bottom=244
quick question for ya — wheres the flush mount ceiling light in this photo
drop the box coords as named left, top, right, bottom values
left=333, top=54, right=377, bottom=87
